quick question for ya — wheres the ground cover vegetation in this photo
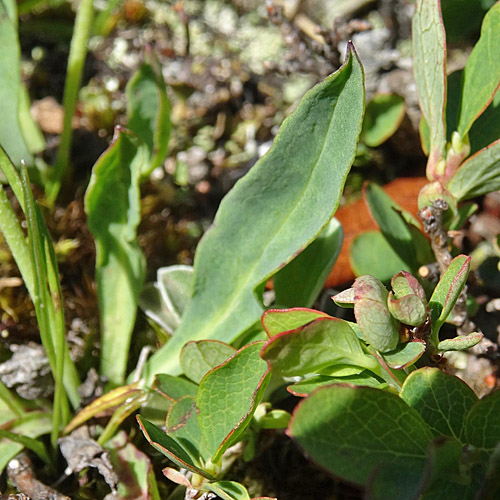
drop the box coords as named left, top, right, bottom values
left=1, top=0, right=500, bottom=498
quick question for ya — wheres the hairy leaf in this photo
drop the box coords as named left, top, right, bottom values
left=142, top=45, right=365, bottom=380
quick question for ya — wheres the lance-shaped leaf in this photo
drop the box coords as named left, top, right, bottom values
left=287, top=385, right=434, bottom=487
left=465, top=388, right=500, bottom=451
left=364, top=182, right=431, bottom=273
left=382, top=341, right=426, bottom=370
left=126, top=50, right=171, bottom=178
left=85, top=127, right=147, bottom=384
left=447, top=139, right=500, bottom=201
left=273, top=217, right=343, bottom=308
left=142, top=44, right=365, bottom=381
left=261, top=308, right=329, bottom=338
left=457, top=2, right=500, bottom=138
left=428, top=254, right=470, bottom=343
left=353, top=275, right=399, bottom=352
left=197, top=342, right=270, bottom=462
left=401, top=367, right=478, bottom=443
left=136, top=416, right=212, bottom=478
left=412, top=0, right=447, bottom=176
left=180, top=340, right=236, bottom=384
left=437, top=332, right=483, bottom=351
left=260, top=317, right=376, bottom=377
left=361, top=93, right=405, bottom=147
left=288, top=372, right=385, bottom=397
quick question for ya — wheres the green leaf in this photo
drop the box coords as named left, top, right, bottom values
left=261, top=317, right=376, bottom=377
left=142, top=44, right=365, bottom=381
left=197, top=342, right=270, bottom=462
left=0, top=0, right=34, bottom=167
left=469, top=88, right=500, bottom=154
left=107, top=431, right=161, bottom=500
left=273, top=217, right=343, bottom=308
left=361, top=93, right=405, bottom=147
left=428, top=254, right=470, bottom=342
left=0, top=429, right=52, bottom=467
left=202, top=481, right=251, bottom=500
left=353, top=275, right=399, bottom=352
left=288, top=385, right=434, bottom=486
left=366, top=462, right=426, bottom=500
left=180, top=340, right=236, bottom=384
left=387, top=293, right=427, bottom=326
left=447, top=139, right=500, bottom=201
left=364, top=182, right=430, bottom=272
left=84, top=127, right=147, bottom=385
left=165, top=396, right=203, bottom=462
left=136, top=416, right=213, bottom=478
left=437, top=332, right=483, bottom=351
left=465, top=388, right=500, bottom=451
left=457, top=2, right=500, bottom=137
left=382, top=341, right=426, bottom=369
left=126, top=52, right=171, bottom=177
left=153, top=374, right=198, bottom=400
left=350, top=230, right=411, bottom=282
left=288, top=372, right=386, bottom=397
left=261, top=308, right=329, bottom=338
left=412, top=0, right=447, bottom=174
left=391, top=271, right=426, bottom=302
left=401, top=367, right=478, bottom=443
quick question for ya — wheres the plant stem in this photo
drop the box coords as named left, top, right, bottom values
left=48, top=0, right=94, bottom=204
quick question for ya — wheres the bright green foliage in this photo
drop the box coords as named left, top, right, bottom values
left=126, top=52, right=171, bottom=177
left=153, top=374, right=198, bottom=400
left=457, top=2, right=500, bottom=138
left=447, top=140, right=500, bottom=200
left=261, top=317, right=376, bottom=377
left=273, top=218, right=343, bottom=308
left=428, top=254, right=470, bottom=343
left=198, top=342, right=270, bottom=462
left=0, top=0, right=35, bottom=168
left=85, top=128, right=147, bottom=385
left=261, top=308, right=329, bottom=337
left=202, top=481, right=251, bottom=500
left=180, top=340, right=236, bottom=384
left=142, top=45, right=365, bottom=381
left=353, top=275, right=399, bottom=352
left=361, top=93, right=405, bottom=147
left=288, top=385, right=433, bottom=486
left=412, top=0, right=447, bottom=176
left=401, top=368, right=478, bottom=443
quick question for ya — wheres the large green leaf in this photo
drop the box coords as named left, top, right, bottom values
left=273, top=217, right=343, bottom=308
left=469, top=88, right=500, bottom=154
left=401, top=367, right=478, bottom=443
left=412, top=0, right=447, bottom=176
left=465, top=389, right=500, bottom=451
left=84, top=127, right=146, bottom=384
left=142, top=44, right=365, bottom=380
left=457, top=2, right=500, bottom=138
left=288, top=385, right=434, bottom=486
left=0, top=0, right=34, bottom=167
left=447, top=139, right=500, bottom=201
left=260, top=317, right=376, bottom=376
left=197, top=342, right=270, bottom=462
left=126, top=52, right=171, bottom=178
